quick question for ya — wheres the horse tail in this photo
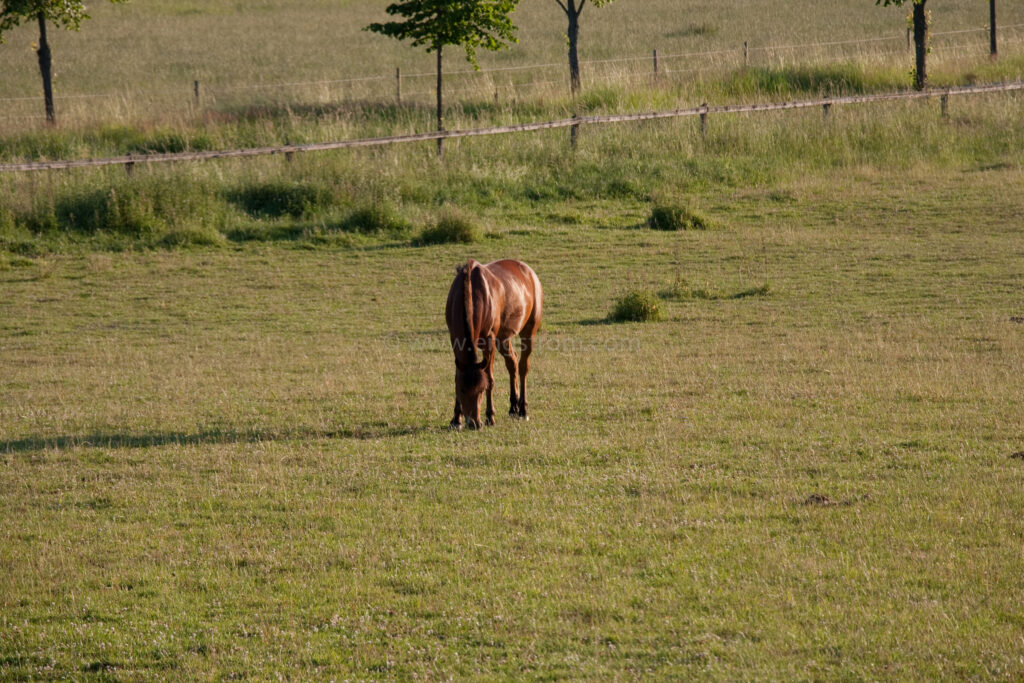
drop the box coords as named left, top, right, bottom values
left=463, top=260, right=476, bottom=361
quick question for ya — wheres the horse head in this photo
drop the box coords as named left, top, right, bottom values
left=454, top=360, right=488, bottom=430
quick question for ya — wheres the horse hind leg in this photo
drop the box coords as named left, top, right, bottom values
left=498, top=338, right=519, bottom=417
left=517, top=334, right=533, bottom=420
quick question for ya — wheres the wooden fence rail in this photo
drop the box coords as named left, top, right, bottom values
left=0, top=82, right=1021, bottom=174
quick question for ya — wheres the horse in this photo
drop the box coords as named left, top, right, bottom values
left=445, top=258, right=543, bottom=430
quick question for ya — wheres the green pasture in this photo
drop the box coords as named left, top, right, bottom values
left=3, top=163, right=1024, bottom=677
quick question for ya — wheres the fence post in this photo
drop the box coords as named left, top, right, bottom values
left=940, top=91, right=949, bottom=118
left=906, top=27, right=911, bottom=51
left=743, top=41, right=748, bottom=67
left=396, top=67, right=402, bottom=105
left=990, top=0, right=998, bottom=60
left=653, top=49, right=659, bottom=80
left=570, top=113, right=579, bottom=149
left=124, top=160, right=135, bottom=176
left=700, top=103, right=708, bottom=137
left=822, top=95, right=831, bottom=123
left=194, top=80, right=200, bottom=107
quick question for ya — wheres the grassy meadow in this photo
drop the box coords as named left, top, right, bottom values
left=3, top=166, right=1024, bottom=678
left=3, top=0, right=1024, bottom=679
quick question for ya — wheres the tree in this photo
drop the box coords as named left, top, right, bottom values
left=366, top=0, right=519, bottom=155
left=0, top=0, right=127, bottom=125
left=554, top=0, right=616, bottom=96
left=877, top=0, right=929, bottom=90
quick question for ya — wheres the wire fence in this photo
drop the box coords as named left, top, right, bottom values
left=1, top=23, right=1023, bottom=122
left=2, top=81, right=1021, bottom=174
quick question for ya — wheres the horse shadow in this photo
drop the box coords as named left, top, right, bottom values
left=1, top=423, right=434, bottom=455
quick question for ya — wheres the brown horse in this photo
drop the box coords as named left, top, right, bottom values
left=445, top=259, right=543, bottom=430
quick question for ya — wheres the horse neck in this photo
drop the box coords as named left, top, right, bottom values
left=453, top=268, right=480, bottom=367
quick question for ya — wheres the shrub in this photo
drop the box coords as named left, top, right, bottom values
left=51, top=186, right=163, bottom=236
left=18, top=175, right=231, bottom=240
left=227, top=181, right=334, bottom=218
left=609, top=289, right=663, bottom=323
left=340, top=203, right=411, bottom=235
left=0, top=237, right=44, bottom=257
left=414, top=211, right=482, bottom=246
left=648, top=203, right=714, bottom=231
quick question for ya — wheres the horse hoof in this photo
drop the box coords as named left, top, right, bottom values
left=485, top=417, right=496, bottom=427
left=449, top=422, right=463, bottom=431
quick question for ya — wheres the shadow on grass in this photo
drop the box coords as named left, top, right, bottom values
left=215, top=97, right=549, bottom=125
left=661, top=282, right=770, bottom=301
left=1, top=424, right=431, bottom=455
left=214, top=100, right=435, bottom=124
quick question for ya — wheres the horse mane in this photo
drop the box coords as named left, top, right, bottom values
left=463, top=261, right=475, bottom=354
left=457, top=260, right=478, bottom=363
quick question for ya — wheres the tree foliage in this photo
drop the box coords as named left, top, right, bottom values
left=0, top=0, right=110, bottom=38
left=365, top=0, right=519, bottom=67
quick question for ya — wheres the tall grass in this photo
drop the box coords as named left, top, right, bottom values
left=0, top=0, right=1022, bottom=254
left=2, top=78, right=1021, bottom=253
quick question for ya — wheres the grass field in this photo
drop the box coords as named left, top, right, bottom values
left=2, top=0, right=1024, bottom=127
left=2, top=0, right=1024, bottom=679
left=3, top=163, right=1024, bottom=677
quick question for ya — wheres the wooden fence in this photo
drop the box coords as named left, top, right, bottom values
left=1, top=82, right=1021, bottom=174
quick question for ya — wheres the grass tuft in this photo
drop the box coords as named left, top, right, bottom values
left=339, top=203, right=411, bottom=235
left=648, top=203, right=715, bottom=231
left=414, top=211, right=483, bottom=246
left=227, top=181, right=335, bottom=218
left=609, top=288, right=664, bottom=322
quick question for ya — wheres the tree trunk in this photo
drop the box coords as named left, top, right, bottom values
left=567, top=1, right=581, bottom=95
left=912, top=1, right=928, bottom=90
left=36, top=12, right=55, bottom=125
left=990, top=0, right=997, bottom=60
left=436, top=45, right=443, bottom=157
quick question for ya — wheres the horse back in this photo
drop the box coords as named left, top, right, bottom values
left=482, top=259, right=542, bottom=337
